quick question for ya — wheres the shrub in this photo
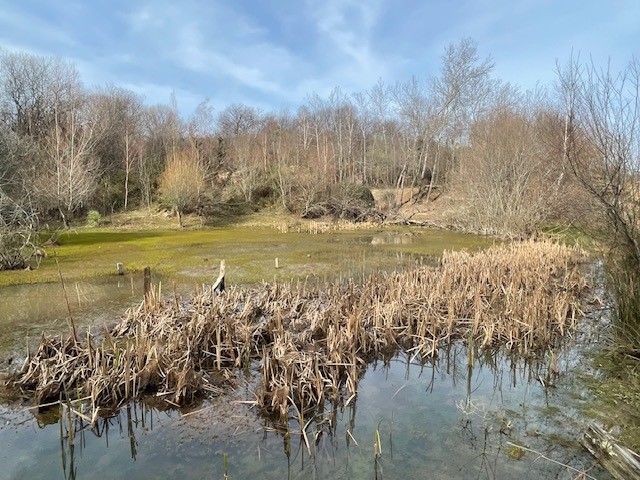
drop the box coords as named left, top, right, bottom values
left=0, top=191, right=38, bottom=270
left=326, top=184, right=376, bottom=221
left=86, top=210, right=102, bottom=227
left=158, top=151, right=207, bottom=227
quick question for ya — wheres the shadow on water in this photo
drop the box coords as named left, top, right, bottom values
left=0, top=333, right=612, bottom=480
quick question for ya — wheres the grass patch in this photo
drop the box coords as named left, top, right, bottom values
left=540, top=223, right=597, bottom=248
left=505, top=445, right=526, bottom=460
left=0, top=223, right=494, bottom=287
left=579, top=353, right=640, bottom=452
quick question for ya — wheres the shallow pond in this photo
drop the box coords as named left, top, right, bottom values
left=0, top=340, right=610, bottom=479
left=0, top=227, right=610, bottom=479
left=0, top=227, right=492, bottom=357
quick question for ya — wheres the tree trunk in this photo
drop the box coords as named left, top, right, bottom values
left=124, top=134, right=130, bottom=211
left=58, top=206, right=69, bottom=229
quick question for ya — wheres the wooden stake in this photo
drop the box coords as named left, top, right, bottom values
left=143, top=267, right=151, bottom=304
left=213, top=260, right=226, bottom=293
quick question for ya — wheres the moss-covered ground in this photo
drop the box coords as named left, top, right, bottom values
left=578, top=353, right=640, bottom=452
left=0, top=214, right=495, bottom=288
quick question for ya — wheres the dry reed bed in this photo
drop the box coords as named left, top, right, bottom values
left=8, top=240, right=589, bottom=421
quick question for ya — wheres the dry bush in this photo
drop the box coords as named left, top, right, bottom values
left=0, top=190, right=38, bottom=270
left=277, top=166, right=328, bottom=218
left=158, top=149, right=207, bottom=227
left=455, top=108, right=565, bottom=237
left=559, top=56, right=640, bottom=354
left=284, top=172, right=378, bottom=221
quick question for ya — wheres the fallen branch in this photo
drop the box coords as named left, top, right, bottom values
left=581, top=423, right=640, bottom=480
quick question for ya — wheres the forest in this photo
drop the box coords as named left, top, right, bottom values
left=1, top=38, right=639, bottom=288
left=0, top=41, right=579, bottom=241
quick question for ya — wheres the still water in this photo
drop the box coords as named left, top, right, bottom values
left=0, top=341, right=609, bottom=479
left=0, top=228, right=609, bottom=479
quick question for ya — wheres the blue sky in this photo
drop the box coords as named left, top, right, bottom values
left=1, top=0, right=639, bottom=116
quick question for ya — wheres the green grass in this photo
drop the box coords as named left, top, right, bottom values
left=578, top=353, right=640, bottom=452
left=540, top=223, right=596, bottom=248
left=0, top=224, right=495, bottom=288
left=1, top=227, right=286, bottom=286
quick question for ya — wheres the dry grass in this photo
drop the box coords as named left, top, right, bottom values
left=7, top=240, right=589, bottom=422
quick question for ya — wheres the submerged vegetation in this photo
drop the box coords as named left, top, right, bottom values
left=580, top=352, right=640, bottom=453
left=8, top=241, right=588, bottom=425
left=0, top=222, right=493, bottom=287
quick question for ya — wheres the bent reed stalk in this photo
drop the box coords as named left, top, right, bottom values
left=7, top=240, right=589, bottom=422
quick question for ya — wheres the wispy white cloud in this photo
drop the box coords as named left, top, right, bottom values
left=307, top=0, right=387, bottom=84
left=123, top=1, right=304, bottom=100
left=1, top=0, right=639, bottom=115
left=0, top=4, right=78, bottom=48
left=119, top=80, right=205, bottom=113
left=173, top=26, right=291, bottom=95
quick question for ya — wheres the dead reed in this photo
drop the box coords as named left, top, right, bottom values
left=7, top=240, right=589, bottom=422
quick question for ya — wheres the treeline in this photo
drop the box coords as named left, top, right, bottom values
left=3, top=39, right=638, bottom=269
left=0, top=39, right=580, bottom=236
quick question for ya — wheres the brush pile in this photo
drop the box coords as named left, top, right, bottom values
left=8, top=240, right=589, bottom=420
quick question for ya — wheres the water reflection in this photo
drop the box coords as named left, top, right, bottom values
left=370, top=232, right=414, bottom=245
left=53, top=402, right=151, bottom=480
left=0, top=276, right=139, bottom=359
left=0, top=271, right=205, bottom=364
left=0, top=340, right=610, bottom=480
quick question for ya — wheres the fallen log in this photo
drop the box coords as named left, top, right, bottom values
left=581, top=423, right=640, bottom=480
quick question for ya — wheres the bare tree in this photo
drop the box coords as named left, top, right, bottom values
left=559, top=56, right=640, bottom=261
left=326, top=87, right=357, bottom=183
left=0, top=123, right=38, bottom=196
left=216, top=104, right=264, bottom=203
left=217, top=103, right=262, bottom=136
left=188, top=99, right=223, bottom=195
left=0, top=50, right=81, bottom=139
left=392, top=76, right=435, bottom=204
left=305, top=93, right=332, bottom=178
left=0, top=187, right=38, bottom=270
left=32, top=102, right=101, bottom=228
left=353, top=91, right=374, bottom=184
left=558, top=55, right=640, bottom=344
left=429, top=38, right=496, bottom=198
left=92, top=86, right=144, bottom=211
left=431, top=38, right=495, bottom=141
left=0, top=50, right=97, bottom=227
left=139, top=103, right=183, bottom=208
left=456, top=98, right=563, bottom=237
left=366, top=80, right=399, bottom=185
